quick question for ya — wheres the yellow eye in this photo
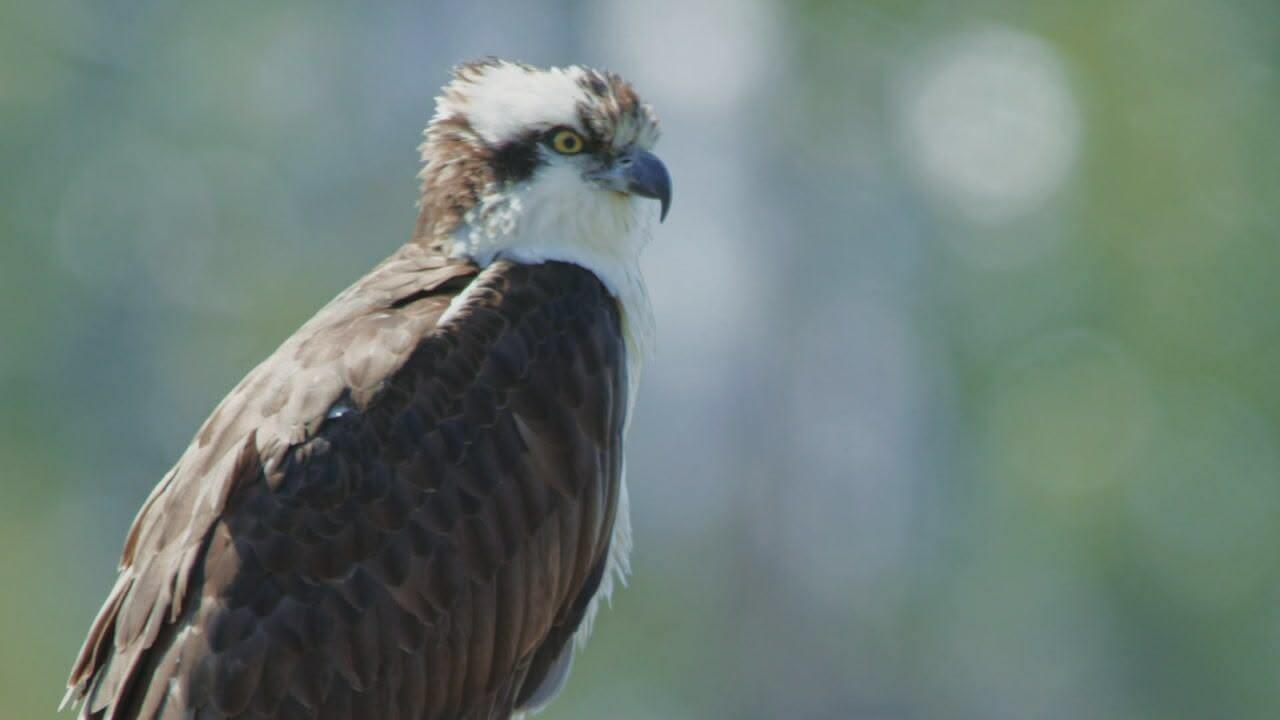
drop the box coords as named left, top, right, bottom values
left=550, top=129, right=585, bottom=155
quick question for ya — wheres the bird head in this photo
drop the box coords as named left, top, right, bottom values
left=414, top=59, right=670, bottom=274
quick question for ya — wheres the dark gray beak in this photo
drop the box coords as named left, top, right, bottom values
left=588, top=149, right=672, bottom=221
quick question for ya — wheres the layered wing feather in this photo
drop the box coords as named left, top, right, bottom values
left=66, top=244, right=628, bottom=719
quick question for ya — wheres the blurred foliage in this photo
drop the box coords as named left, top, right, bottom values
left=3, top=1, right=1280, bottom=718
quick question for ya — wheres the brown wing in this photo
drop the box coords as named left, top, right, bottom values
left=65, top=246, right=629, bottom=720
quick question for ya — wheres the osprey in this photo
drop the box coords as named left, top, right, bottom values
left=65, top=59, right=670, bottom=720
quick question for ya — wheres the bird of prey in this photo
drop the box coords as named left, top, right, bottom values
left=64, top=58, right=671, bottom=720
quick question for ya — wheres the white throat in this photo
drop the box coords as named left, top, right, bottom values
left=447, top=168, right=657, bottom=380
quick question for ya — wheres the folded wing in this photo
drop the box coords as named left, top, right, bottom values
left=66, top=246, right=628, bottom=720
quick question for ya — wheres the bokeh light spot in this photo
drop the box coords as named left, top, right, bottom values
left=897, top=26, right=1081, bottom=226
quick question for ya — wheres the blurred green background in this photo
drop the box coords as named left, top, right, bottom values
left=4, top=0, right=1280, bottom=718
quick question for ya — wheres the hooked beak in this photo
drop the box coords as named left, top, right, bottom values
left=587, top=149, right=672, bottom=222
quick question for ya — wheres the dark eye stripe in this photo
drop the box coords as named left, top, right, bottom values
left=490, top=130, right=542, bottom=184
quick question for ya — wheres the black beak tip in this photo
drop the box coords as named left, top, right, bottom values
left=631, top=150, right=672, bottom=223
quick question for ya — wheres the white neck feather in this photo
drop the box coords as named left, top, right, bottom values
left=447, top=166, right=657, bottom=396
